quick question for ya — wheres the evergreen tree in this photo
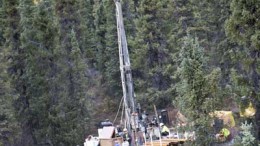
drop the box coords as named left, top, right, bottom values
left=132, top=0, right=175, bottom=108
left=50, top=29, right=89, bottom=146
left=168, top=0, right=194, bottom=50
left=0, top=2, right=20, bottom=143
left=189, top=0, right=237, bottom=86
left=2, top=0, right=260, bottom=145
left=14, top=0, right=37, bottom=145
left=103, top=0, right=121, bottom=99
left=225, top=0, right=260, bottom=140
left=167, top=0, right=195, bottom=101
left=0, top=51, right=18, bottom=146
left=121, top=0, right=137, bottom=37
left=176, top=36, right=215, bottom=145
left=93, top=0, right=106, bottom=73
left=52, top=1, right=91, bottom=145
left=26, top=1, right=60, bottom=145
left=169, top=0, right=240, bottom=110
left=186, top=0, right=237, bottom=108
left=17, top=0, right=64, bottom=145
left=0, top=0, right=22, bottom=145
left=78, top=0, right=96, bottom=66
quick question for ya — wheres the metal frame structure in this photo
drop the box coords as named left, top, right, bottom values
left=115, top=0, right=137, bottom=134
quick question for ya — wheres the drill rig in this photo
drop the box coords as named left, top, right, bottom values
left=115, top=0, right=139, bottom=134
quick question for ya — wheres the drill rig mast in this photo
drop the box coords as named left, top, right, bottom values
left=115, top=0, right=138, bottom=133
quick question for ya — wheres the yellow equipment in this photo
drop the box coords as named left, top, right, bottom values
left=240, top=102, right=256, bottom=117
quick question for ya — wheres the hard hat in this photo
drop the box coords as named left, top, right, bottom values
left=123, top=128, right=127, bottom=132
left=160, top=123, right=164, bottom=127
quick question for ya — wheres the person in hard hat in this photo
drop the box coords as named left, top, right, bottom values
left=122, top=128, right=131, bottom=146
left=160, top=123, right=170, bottom=136
left=216, top=127, right=231, bottom=141
left=221, top=128, right=230, bottom=138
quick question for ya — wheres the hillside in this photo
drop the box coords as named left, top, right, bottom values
left=0, top=0, right=260, bottom=145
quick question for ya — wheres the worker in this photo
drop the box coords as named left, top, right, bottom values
left=116, top=125, right=123, bottom=136
left=160, top=123, right=170, bottom=137
left=221, top=128, right=230, bottom=138
left=216, top=127, right=230, bottom=141
left=122, top=128, right=131, bottom=146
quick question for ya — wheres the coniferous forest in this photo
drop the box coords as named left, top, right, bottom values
left=0, top=0, right=260, bottom=145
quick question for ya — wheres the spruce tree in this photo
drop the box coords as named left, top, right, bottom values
left=186, top=0, right=237, bottom=108
left=0, top=2, right=20, bottom=143
left=0, top=0, right=22, bottom=145
left=26, top=1, right=60, bottom=145
left=53, top=1, right=91, bottom=145
left=50, top=28, right=89, bottom=146
left=93, top=0, right=106, bottom=73
left=189, top=0, right=236, bottom=84
left=14, top=0, right=37, bottom=145
left=121, top=0, right=137, bottom=37
left=103, top=0, right=121, bottom=99
left=167, top=0, right=195, bottom=99
left=225, top=0, right=260, bottom=141
left=78, top=0, right=95, bottom=66
left=168, top=0, right=194, bottom=49
left=176, top=36, right=214, bottom=145
left=132, top=0, right=175, bottom=108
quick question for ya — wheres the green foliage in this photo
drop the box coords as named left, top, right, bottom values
left=230, top=69, right=252, bottom=97
left=1, top=0, right=260, bottom=145
left=131, top=0, right=175, bottom=108
left=121, top=0, right=137, bottom=37
left=51, top=29, right=89, bottom=144
left=103, top=0, right=121, bottom=98
left=234, top=121, right=256, bottom=146
left=176, top=36, right=206, bottom=112
left=93, top=0, right=106, bottom=72
left=78, top=0, right=95, bottom=66
left=205, top=68, right=224, bottom=109
left=0, top=0, right=21, bottom=144
left=225, top=0, right=260, bottom=49
left=168, top=0, right=193, bottom=51
left=225, top=0, right=260, bottom=140
left=51, top=1, right=91, bottom=145
left=225, top=0, right=260, bottom=92
left=0, top=34, right=20, bottom=146
left=18, top=0, right=57, bottom=145
left=176, top=35, right=215, bottom=145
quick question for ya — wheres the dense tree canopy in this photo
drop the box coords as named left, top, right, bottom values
left=225, top=0, right=260, bottom=140
left=0, top=0, right=260, bottom=145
